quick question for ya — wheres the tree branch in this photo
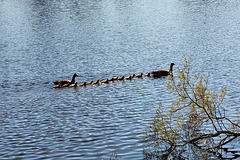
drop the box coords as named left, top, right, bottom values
left=186, top=131, right=240, bottom=144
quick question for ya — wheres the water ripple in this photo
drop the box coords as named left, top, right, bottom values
left=1, top=0, right=240, bottom=159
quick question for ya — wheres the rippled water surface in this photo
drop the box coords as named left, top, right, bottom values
left=1, top=0, right=240, bottom=159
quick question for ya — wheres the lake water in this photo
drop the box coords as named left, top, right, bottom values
left=0, top=0, right=240, bottom=159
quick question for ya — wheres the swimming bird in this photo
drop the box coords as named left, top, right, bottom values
left=86, top=80, right=93, bottom=85
left=78, top=81, right=87, bottom=86
left=113, top=76, right=119, bottom=81
left=125, top=75, right=132, bottom=80
left=53, top=84, right=61, bottom=88
left=92, top=79, right=100, bottom=85
left=53, top=73, right=79, bottom=86
left=136, top=73, right=143, bottom=78
left=151, top=63, right=175, bottom=78
left=101, top=79, right=109, bottom=83
left=143, top=72, right=151, bottom=77
left=132, top=74, right=136, bottom=78
left=69, top=82, right=78, bottom=87
left=118, top=75, right=125, bottom=80
left=108, top=77, right=114, bottom=81
left=62, top=83, right=71, bottom=87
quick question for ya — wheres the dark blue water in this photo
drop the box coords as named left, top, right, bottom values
left=1, top=0, right=240, bottom=159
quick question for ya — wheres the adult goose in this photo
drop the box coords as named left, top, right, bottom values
left=151, top=63, right=175, bottom=78
left=53, top=73, right=79, bottom=86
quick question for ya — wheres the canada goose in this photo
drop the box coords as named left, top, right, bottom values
left=151, top=63, right=175, bottom=77
left=69, top=82, right=78, bottom=87
left=78, top=81, right=87, bottom=86
left=118, top=75, right=125, bottom=80
left=53, top=73, right=79, bottom=86
left=62, top=83, right=70, bottom=87
left=101, top=79, right=109, bottom=83
left=86, top=80, right=93, bottom=85
left=132, top=74, right=136, bottom=78
left=92, top=79, right=100, bottom=85
left=53, top=84, right=61, bottom=88
left=136, top=73, right=143, bottom=78
left=143, top=72, right=151, bottom=77
left=108, top=77, right=114, bottom=81
left=113, top=76, right=119, bottom=81
left=125, top=75, right=132, bottom=80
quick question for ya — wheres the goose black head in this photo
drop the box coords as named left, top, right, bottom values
left=74, top=73, right=80, bottom=77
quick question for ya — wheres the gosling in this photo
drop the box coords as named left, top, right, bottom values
left=92, top=79, right=100, bottom=85
left=125, top=75, right=132, bottom=80
left=118, top=75, right=125, bottom=80
left=135, top=73, right=143, bottom=78
left=78, top=81, right=87, bottom=86
left=86, top=80, right=94, bottom=85
left=113, top=76, right=119, bottom=81
left=101, top=79, right=109, bottom=83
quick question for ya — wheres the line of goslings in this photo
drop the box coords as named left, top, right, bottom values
left=53, top=72, right=151, bottom=88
